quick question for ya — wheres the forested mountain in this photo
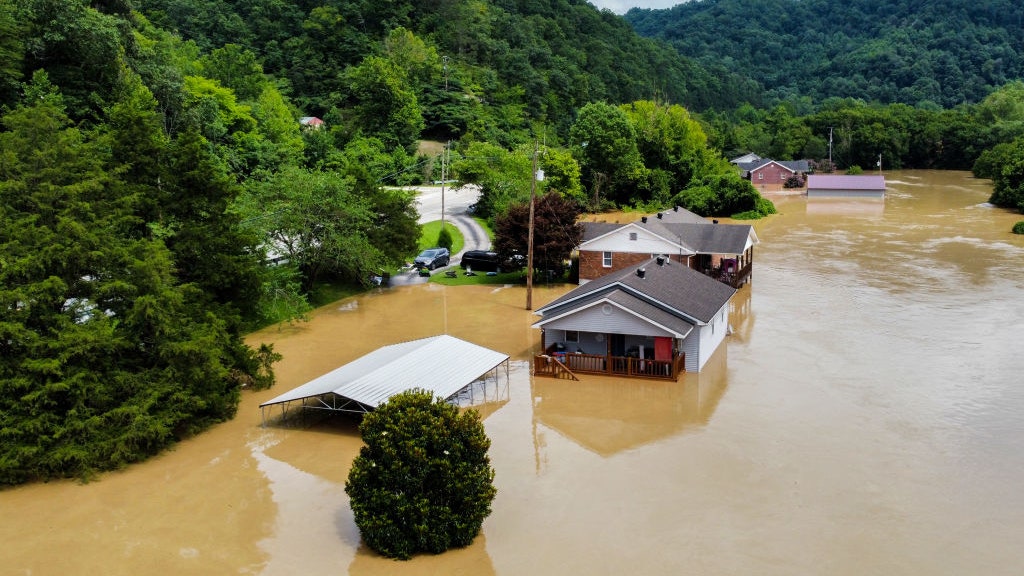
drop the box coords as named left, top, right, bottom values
left=135, top=0, right=760, bottom=139
left=626, top=0, right=1024, bottom=109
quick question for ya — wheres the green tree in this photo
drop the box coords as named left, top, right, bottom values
left=538, top=147, right=584, bottom=207
left=199, top=44, right=265, bottom=101
left=569, top=102, right=645, bottom=207
left=0, top=0, right=24, bottom=106
left=453, top=141, right=531, bottom=220
left=0, top=91, right=271, bottom=484
left=673, top=164, right=773, bottom=218
left=621, top=100, right=708, bottom=204
left=236, top=166, right=386, bottom=291
left=160, top=129, right=263, bottom=315
left=493, top=192, right=583, bottom=275
left=983, top=137, right=1024, bottom=213
left=345, top=389, right=497, bottom=560
left=343, top=55, right=424, bottom=151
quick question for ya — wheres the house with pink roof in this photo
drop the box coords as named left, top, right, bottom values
left=806, top=174, right=886, bottom=198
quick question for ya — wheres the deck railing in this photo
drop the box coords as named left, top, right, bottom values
left=704, top=261, right=752, bottom=288
left=533, top=355, right=579, bottom=380
left=534, top=352, right=683, bottom=380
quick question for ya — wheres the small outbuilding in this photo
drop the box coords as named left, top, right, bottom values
left=299, top=116, right=324, bottom=129
left=806, top=174, right=886, bottom=198
left=259, top=334, right=510, bottom=420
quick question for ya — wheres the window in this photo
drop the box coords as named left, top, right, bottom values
left=602, top=251, right=612, bottom=267
left=565, top=330, right=579, bottom=343
left=758, top=172, right=764, bottom=180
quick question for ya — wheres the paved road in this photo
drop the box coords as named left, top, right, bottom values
left=389, top=185, right=488, bottom=286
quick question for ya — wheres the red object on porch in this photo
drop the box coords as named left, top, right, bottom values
left=654, top=337, right=672, bottom=362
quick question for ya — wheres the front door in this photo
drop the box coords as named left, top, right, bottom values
left=610, top=334, right=626, bottom=374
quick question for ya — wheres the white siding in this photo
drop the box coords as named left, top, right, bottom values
left=681, top=331, right=700, bottom=372
left=543, top=303, right=674, bottom=337
left=807, top=189, right=885, bottom=198
left=582, top=224, right=686, bottom=255
left=695, top=305, right=730, bottom=371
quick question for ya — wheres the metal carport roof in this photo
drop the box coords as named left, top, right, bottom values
left=259, top=334, right=510, bottom=417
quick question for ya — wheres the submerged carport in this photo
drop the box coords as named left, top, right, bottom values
left=259, top=334, right=511, bottom=422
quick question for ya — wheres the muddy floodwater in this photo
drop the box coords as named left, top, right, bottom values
left=3, top=170, right=1024, bottom=575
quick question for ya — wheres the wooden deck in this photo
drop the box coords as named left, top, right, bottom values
left=703, top=260, right=752, bottom=288
left=534, top=352, right=685, bottom=380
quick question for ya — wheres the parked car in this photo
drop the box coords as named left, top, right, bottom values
left=461, top=250, right=527, bottom=272
left=460, top=250, right=501, bottom=272
left=414, top=247, right=450, bottom=270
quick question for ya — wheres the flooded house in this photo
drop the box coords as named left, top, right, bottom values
left=577, top=207, right=758, bottom=288
left=806, top=174, right=886, bottom=198
left=532, top=255, right=736, bottom=380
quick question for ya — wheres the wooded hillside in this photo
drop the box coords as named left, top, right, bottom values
left=626, top=0, right=1024, bottom=109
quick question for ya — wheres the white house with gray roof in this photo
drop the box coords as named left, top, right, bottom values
left=533, top=256, right=736, bottom=377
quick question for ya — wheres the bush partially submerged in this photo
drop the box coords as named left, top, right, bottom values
left=1013, top=221, right=1024, bottom=234
left=345, top=389, right=497, bottom=560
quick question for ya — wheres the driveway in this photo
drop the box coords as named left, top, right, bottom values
left=389, top=185, right=488, bottom=285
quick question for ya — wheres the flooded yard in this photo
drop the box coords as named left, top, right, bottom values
left=2, top=170, right=1023, bottom=575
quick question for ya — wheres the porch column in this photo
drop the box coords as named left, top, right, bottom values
left=605, top=334, right=612, bottom=374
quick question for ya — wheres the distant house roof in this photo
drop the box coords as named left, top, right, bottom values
left=259, top=335, right=509, bottom=412
left=806, top=174, right=886, bottom=190
left=737, top=158, right=810, bottom=174
left=806, top=174, right=886, bottom=198
left=730, top=153, right=762, bottom=164
left=299, top=116, right=324, bottom=128
left=534, top=257, right=736, bottom=327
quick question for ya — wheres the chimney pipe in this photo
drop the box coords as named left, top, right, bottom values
left=656, top=256, right=665, bottom=266
left=636, top=267, right=646, bottom=279
left=641, top=216, right=647, bottom=223
left=657, top=212, right=663, bottom=219
left=673, top=206, right=679, bottom=212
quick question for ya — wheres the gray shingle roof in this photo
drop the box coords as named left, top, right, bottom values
left=645, top=221, right=754, bottom=255
left=581, top=221, right=626, bottom=241
left=535, top=257, right=736, bottom=325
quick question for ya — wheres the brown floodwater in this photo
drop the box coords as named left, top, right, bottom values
left=3, top=170, right=1024, bottom=575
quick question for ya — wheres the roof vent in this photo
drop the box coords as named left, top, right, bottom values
left=656, top=256, right=665, bottom=267
left=673, top=206, right=679, bottom=212
left=641, top=216, right=648, bottom=223
left=636, top=267, right=646, bottom=279
left=657, top=212, right=663, bottom=219
left=712, top=219, right=719, bottom=224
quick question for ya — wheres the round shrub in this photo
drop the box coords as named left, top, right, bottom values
left=1013, top=221, right=1024, bottom=234
left=437, top=225, right=453, bottom=250
left=345, top=389, right=497, bottom=560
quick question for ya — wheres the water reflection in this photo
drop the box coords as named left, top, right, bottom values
left=531, top=348, right=729, bottom=459
left=348, top=536, right=496, bottom=576
left=806, top=196, right=886, bottom=216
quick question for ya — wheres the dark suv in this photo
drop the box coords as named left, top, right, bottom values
left=460, top=250, right=501, bottom=272
left=414, top=247, right=450, bottom=270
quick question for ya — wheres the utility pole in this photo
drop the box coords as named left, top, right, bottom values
left=440, top=141, right=448, bottom=230
left=526, top=141, right=538, bottom=310
left=828, top=127, right=833, bottom=172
